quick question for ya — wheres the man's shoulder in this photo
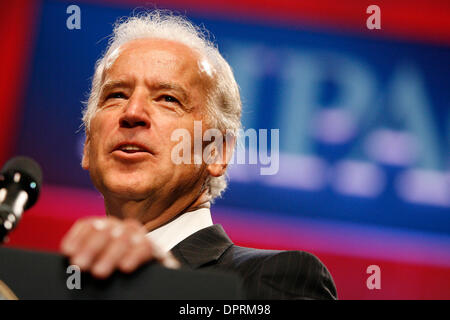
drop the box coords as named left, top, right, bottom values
left=226, top=244, right=324, bottom=263
left=171, top=224, right=337, bottom=299
left=223, top=244, right=329, bottom=274
left=220, top=245, right=338, bottom=300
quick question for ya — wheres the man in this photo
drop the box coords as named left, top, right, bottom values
left=60, top=11, right=337, bottom=299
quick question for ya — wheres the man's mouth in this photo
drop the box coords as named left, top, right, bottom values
left=118, top=144, right=149, bottom=154
left=112, top=142, right=153, bottom=160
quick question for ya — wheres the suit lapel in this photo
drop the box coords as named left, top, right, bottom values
left=170, top=224, right=233, bottom=269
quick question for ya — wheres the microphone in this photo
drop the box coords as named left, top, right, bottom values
left=0, top=156, right=42, bottom=243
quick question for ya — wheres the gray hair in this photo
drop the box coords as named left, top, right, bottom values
left=82, top=10, right=242, bottom=201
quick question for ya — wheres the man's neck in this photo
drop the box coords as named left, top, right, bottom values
left=146, top=207, right=213, bottom=252
left=103, top=189, right=211, bottom=233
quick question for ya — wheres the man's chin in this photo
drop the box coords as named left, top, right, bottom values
left=105, top=185, right=154, bottom=201
left=99, top=176, right=156, bottom=201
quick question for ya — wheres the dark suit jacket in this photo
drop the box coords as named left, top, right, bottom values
left=170, top=224, right=338, bottom=300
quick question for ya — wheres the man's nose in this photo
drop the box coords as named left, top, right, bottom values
left=119, top=93, right=151, bottom=129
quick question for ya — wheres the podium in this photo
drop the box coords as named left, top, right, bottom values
left=0, top=247, right=244, bottom=299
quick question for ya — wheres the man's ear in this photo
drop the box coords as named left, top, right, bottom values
left=81, top=134, right=90, bottom=170
left=206, top=135, right=235, bottom=177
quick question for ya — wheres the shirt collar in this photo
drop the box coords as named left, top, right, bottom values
left=146, top=207, right=213, bottom=253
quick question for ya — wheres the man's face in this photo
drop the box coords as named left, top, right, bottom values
left=82, top=38, right=212, bottom=205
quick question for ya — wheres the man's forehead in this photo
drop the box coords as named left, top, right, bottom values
left=103, top=38, right=215, bottom=89
left=111, top=39, right=194, bottom=70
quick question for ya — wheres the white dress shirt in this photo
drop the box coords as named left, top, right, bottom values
left=146, top=207, right=213, bottom=253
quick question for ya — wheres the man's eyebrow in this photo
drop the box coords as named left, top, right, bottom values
left=151, top=82, right=190, bottom=104
left=100, top=80, right=131, bottom=94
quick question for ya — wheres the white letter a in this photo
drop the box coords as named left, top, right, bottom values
left=366, top=5, right=381, bottom=30
left=66, top=5, right=81, bottom=30
left=366, top=265, right=381, bottom=289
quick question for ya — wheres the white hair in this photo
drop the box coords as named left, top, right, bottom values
left=82, top=10, right=242, bottom=201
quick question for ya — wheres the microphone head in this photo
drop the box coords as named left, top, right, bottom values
left=0, top=156, right=43, bottom=209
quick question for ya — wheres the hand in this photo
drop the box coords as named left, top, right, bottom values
left=60, top=216, right=180, bottom=279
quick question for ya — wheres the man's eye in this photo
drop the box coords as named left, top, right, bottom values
left=106, top=92, right=127, bottom=100
left=162, top=95, right=180, bottom=104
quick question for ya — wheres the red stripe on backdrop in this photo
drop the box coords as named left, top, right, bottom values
left=311, top=252, right=450, bottom=300
left=0, top=1, right=40, bottom=165
left=5, top=185, right=450, bottom=299
left=67, top=0, right=450, bottom=45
